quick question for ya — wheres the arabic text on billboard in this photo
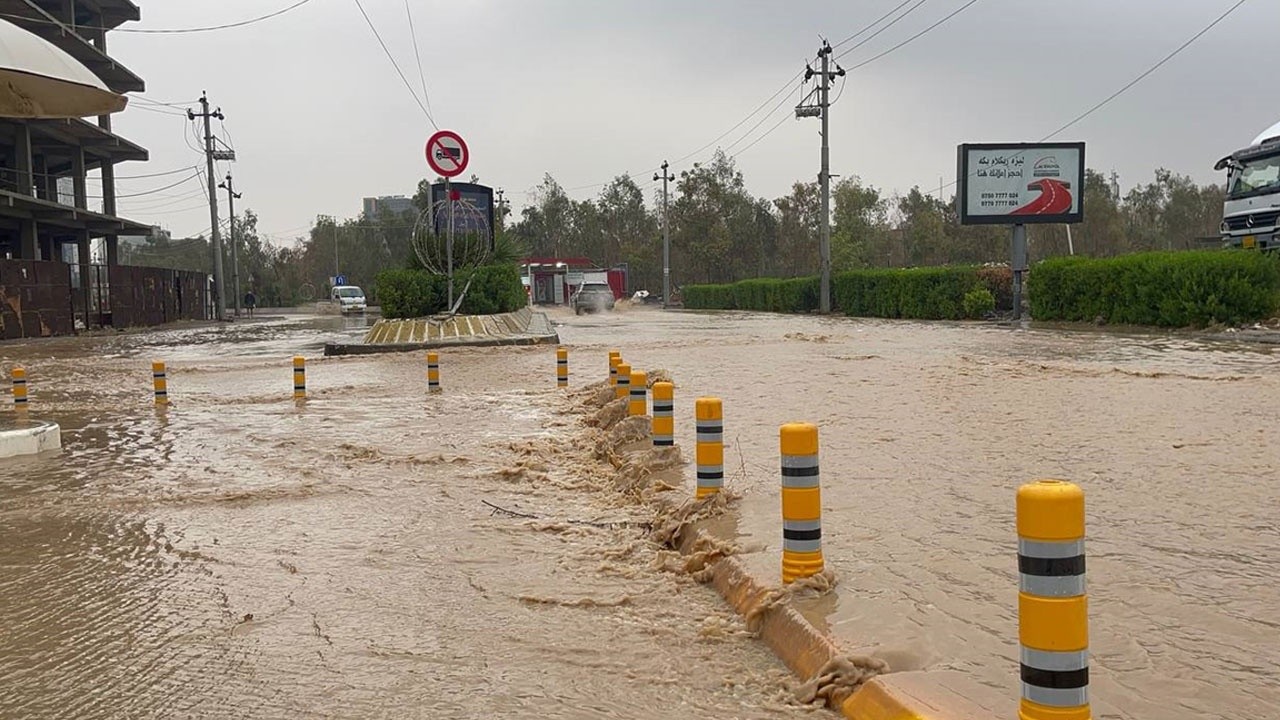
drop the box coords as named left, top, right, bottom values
left=956, top=143, right=1085, bottom=225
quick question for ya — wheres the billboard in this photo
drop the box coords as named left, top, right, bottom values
left=956, top=143, right=1085, bottom=225
left=430, top=182, right=495, bottom=248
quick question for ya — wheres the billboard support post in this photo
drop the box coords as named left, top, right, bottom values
left=1012, top=223, right=1027, bottom=321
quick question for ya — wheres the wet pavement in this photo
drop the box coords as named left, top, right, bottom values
left=2, top=307, right=1278, bottom=719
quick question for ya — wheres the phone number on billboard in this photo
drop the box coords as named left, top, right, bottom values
left=980, top=191, right=1019, bottom=208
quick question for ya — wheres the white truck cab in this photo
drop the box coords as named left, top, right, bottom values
left=1215, top=120, right=1280, bottom=250
left=330, top=285, right=367, bottom=313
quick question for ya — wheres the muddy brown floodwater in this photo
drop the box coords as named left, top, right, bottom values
left=557, top=304, right=1280, bottom=720
left=2, top=308, right=1278, bottom=719
left=0, top=315, right=803, bottom=719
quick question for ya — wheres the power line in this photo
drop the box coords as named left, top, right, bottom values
left=833, top=0, right=931, bottom=61
left=845, top=0, right=981, bottom=71
left=131, top=96, right=198, bottom=108
left=0, top=0, right=316, bottom=35
left=831, top=0, right=921, bottom=49
left=404, top=0, right=434, bottom=119
left=130, top=103, right=187, bottom=117
left=351, top=0, right=439, bottom=130
left=1041, top=0, right=1249, bottom=140
left=116, top=173, right=202, bottom=199
left=924, top=0, right=1250, bottom=199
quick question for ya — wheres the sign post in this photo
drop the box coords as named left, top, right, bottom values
left=957, top=142, right=1085, bottom=321
left=425, top=130, right=471, bottom=311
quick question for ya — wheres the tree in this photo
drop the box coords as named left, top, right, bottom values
left=774, top=181, right=820, bottom=277
left=831, top=177, right=890, bottom=270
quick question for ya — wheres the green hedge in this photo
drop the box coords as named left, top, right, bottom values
left=1030, top=251, right=1280, bottom=327
left=832, top=266, right=983, bottom=320
left=683, top=267, right=989, bottom=319
left=375, top=264, right=526, bottom=319
left=683, top=283, right=737, bottom=310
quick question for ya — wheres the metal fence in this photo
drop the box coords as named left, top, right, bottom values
left=1, top=259, right=209, bottom=340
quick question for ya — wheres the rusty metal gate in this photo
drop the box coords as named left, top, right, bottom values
left=2, top=259, right=209, bottom=340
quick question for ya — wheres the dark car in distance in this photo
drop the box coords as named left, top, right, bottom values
left=570, top=283, right=616, bottom=315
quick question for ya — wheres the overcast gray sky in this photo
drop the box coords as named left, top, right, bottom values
left=107, top=0, right=1278, bottom=245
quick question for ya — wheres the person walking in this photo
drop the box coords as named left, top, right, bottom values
left=243, top=290, right=257, bottom=319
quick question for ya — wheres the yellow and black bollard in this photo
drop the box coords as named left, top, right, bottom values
left=651, top=381, right=674, bottom=446
left=292, top=356, right=306, bottom=399
left=694, top=397, right=723, bottom=498
left=780, top=423, right=823, bottom=584
left=1017, top=480, right=1089, bottom=720
left=608, top=350, right=621, bottom=385
left=614, top=362, right=631, bottom=400
left=556, top=347, right=569, bottom=388
left=427, top=352, right=441, bottom=393
left=628, top=370, right=647, bottom=416
left=152, top=361, right=168, bottom=406
left=11, top=366, right=27, bottom=409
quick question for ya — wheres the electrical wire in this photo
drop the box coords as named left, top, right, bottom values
left=925, top=0, right=1250, bottom=198
left=1041, top=0, right=1249, bottom=140
left=131, top=96, right=197, bottom=108
left=130, top=103, right=187, bottom=117
left=114, top=166, right=203, bottom=181
left=731, top=113, right=793, bottom=160
left=0, top=0, right=316, bottom=35
left=404, top=0, right=434, bottom=119
left=116, top=173, right=202, bottom=199
left=352, top=0, right=439, bottom=130
left=844, top=0, right=981, bottom=71
left=666, top=69, right=803, bottom=170
left=831, top=0, right=920, bottom=50
left=833, top=0, right=931, bottom=61
left=831, top=74, right=849, bottom=106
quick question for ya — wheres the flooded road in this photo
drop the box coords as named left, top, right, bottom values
left=0, top=315, right=801, bottom=718
left=3, top=307, right=1278, bottom=719
left=556, top=306, right=1280, bottom=720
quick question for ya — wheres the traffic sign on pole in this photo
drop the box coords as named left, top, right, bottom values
left=335, top=274, right=347, bottom=286
left=426, top=130, right=469, bottom=178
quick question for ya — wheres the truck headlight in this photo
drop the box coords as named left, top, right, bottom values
left=1220, top=220, right=1230, bottom=234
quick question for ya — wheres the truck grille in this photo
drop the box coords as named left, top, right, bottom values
left=1225, top=209, right=1280, bottom=231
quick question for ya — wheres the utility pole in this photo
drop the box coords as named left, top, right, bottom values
left=189, top=92, right=226, bottom=320
left=795, top=42, right=844, bottom=314
left=219, top=172, right=243, bottom=317
left=654, top=161, right=675, bottom=309
left=495, top=188, right=509, bottom=235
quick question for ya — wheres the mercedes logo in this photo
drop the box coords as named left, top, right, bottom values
left=1247, top=215, right=1256, bottom=228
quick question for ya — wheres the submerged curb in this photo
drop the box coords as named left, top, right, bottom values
left=0, top=419, right=61, bottom=459
left=677, top=526, right=838, bottom=679
left=673, top=520, right=1010, bottom=718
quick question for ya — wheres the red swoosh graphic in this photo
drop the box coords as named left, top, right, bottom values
left=1011, top=179, right=1072, bottom=215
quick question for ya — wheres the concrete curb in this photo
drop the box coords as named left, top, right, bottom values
left=674, top=523, right=1010, bottom=718
left=0, top=419, right=61, bottom=459
left=677, top=526, right=840, bottom=681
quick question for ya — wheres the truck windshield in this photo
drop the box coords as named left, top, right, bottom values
left=336, top=288, right=363, bottom=298
left=1229, top=153, right=1280, bottom=199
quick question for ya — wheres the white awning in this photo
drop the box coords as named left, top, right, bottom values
left=0, top=19, right=127, bottom=118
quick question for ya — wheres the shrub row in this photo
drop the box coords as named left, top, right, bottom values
left=375, top=264, right=526, bottom=319
left=684, top=266, right=994, bottom=320
left=683, top=277, right=820, bottom=312
left=1029, top=250, right=1280, bottom=327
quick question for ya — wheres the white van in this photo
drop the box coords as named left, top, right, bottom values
left=330, top=285, right=367, bottom=314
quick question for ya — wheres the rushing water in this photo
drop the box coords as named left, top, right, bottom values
left=2, top=308, right=1278, bottom=719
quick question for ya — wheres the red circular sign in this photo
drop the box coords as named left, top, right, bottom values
left=425, top=129, right=469, bottom=178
